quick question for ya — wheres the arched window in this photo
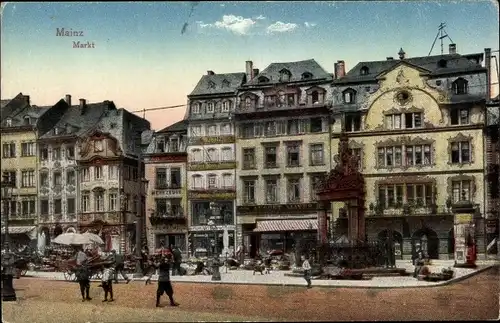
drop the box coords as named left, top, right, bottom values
left=191, top=149, right=202, bottom=162
left=342, top=88, right=357, bottom=104
left=206, top=148, right=218, bottom=162
left=452, top=78, right=468, bottom=95
left=245, top=97, right=252, bottom=109
left=191, top=102, right=201, bottom=114
left=437, top=59, right=447, bottom=68
left=191, top=175, right=203, bottom=189
left=258, top=76, right=269, bottom=83
left=302, top=72, right=313, bottom=80
left=206, top=102, right=215, bottom=113
left=311, top=91, right=319, bottom=104
left=360, top=66, right=369, bottom=75
left=279, top=69, right=291, bottom=82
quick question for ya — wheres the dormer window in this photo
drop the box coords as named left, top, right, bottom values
left=221, top=100, right=231, bottom=112
left=191, top=103, right=200, bottom=114
left=343, top=88, right=357, bottom=104
left=245, top=97, right=252, bottom=109
left=279, top=69, right=292, bottom=82
left=360, top=66, right=369, bottom=75
left=222, top=79, right=230, bottom=87
left=437, top=59, right=447, bottom=68
left=54, top=128, right=60, bottom=135
left=206, top=102, right=215, bottom=113
left=169, top=138, right=179, bottom=152
left=452, top=78, right=468, bottom=95
left=23, top=116, right=31, bottom=125
left=156, top=138, right=165, bottom=152
left=207, top=81, right=216, bottom=89
left=93, top=140, right=104, bottom=152
left=302, top=72, right=313, bottom=80
left=277, top=91, right=286, bottom=107
left=258, top=76, right=270, bottom=83
left=5, top=118, right=12, bottom=127
left=311, top=91, right=319, bottom=104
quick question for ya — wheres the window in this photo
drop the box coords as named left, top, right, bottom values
left=5, top=118, right=12, bottom=126
left=451, top=141, right=471, bottom=164
left=345, top=114, right=361, bottom=132
left=206, top=102, right=215, bottom=113
left=207, top=125, right=217, bottom=136
left=192, top=175, right=203, bottom=189
left=207, top=174, right=217, bottom=188
left=385, top=114, right=402, bottom=129
left=94, top=166, right=103, bottom=180
left=222, top=101, right=231, bottom=112
left=191, top=103, right=200, bottom=114
left=66, top=145, right=75, bottom=159
left=109, top=193, right=118, bottom=211
left=286, top=144, right=300, bottom=167
left=52, top=147, right=61, bottom=160
left=21, top=170, right=35, bottom=187
left=190, top=125, right=202, bottom=137
left=310, top=144, right=324, bottom=166
left=277, top=91, right=286, bottom=107
left=265, top=178, right=278, bottom=203
left=241, top=123, right=254, bottom=138
left=450, top=108, right=470, bottom=125
left=350, top=148, right=362, bottom=171
left=221, top=123, right=231, bottom=135
left=287, top=178, right=301, bottom=202
left=310, top=118, right=323, bottom=133
left=311, top=91, right=319, bottom=104
left=245, top=97, right=252, bottom=109
left=191, top=149, right=202, bottom=162
left=405, top=112, right=422, bottom=129
left=54, top=199, right=62, bottom=215
left=95, top=191, right=104, bottom=211
left=452, top=78, right=468, bottom=95
left=242, top=148, right=255, bottom=169
left=264, top=95, right=276, bottom=107
left=279, top=69, right=291, bottom=82
left=406, top=144, right=432, bottom=166
left=452, top=180, right=472, bottom=203
left=21, top=142, right=35, bottom=157
left=287, top=120, right=299, bottom=135
left=222, top=174, right=233, bottom=188
left=221, top=147, right=232, bottom=161
left=53, top=172, right=62, bottom=186
left=258, top=76, right=269, bottom=83
left=81, top=192, right=90, bottom=212
left=2, top=143, right=15, bottom=158
left=66, top=170, right=75, bottom=185
left=132, top=195, right=138, bottom=213
left=169, top=138, right=179, bottom=152
left=156, top=168, right=167, bottom=188
left=81, top=167, right=90, bottom=182
left=206, top=148, right=218, bottom=162
left=156, top=199, right=169, bottom=216
left=155, top=137, right=165, bottom=152
left=378, top=144, right=431, bottom=167
left=40, top=172, right=48, bottom=187
left=243, top=180, right=255, bottom=203
left=40, top=145, right=48, bottom=160
left=21, top=199, right=36, bottom=218
left=40, top=200, right=49, bottom=215
left=109, top=165, right=118, bottom=180
left=302, top=72, right=313, bottom=80
left=310, top=175, right=323, bottom=201
left=265, top=121, right=277, bottom=136
left=264, top=146, right=278, bottom=168
left=360, top=66, right=369, bottom=75
left=378, top=183, right=433, bottom=208
left=287, top=94, right=295, bottom=106
left=170, top=168, right=181, bottom=188
left=343, top=89, right=356, bottom=103
left=67, top=198, right=75, bottom=214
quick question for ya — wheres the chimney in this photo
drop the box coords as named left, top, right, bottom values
left=485, top=48, right=492, bottom=100
left=207, top=70, right=215, bottom=75
left=25, top=95, right=30, bottom=105
left=79, top=98, right=86, bottom=107
left=398, top=48, right=406, bottom=60
left=334, top=60, right=346, bottom=79
left=386, top=57, right=394, bottom=60
left=253, top=68, right=259, bottom=77
left=65, top=94, right=72, bottom=106
left=245, top=60, right=254, bottom=81
left=449, top=43, right=457, bottom=55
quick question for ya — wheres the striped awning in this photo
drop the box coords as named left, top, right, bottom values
left=253, top=219, right=318, bottom=232
left=1, top=226, right=36, bottom=235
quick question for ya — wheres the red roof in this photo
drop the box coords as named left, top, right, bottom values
left=253, top=219, right=318, bottom=232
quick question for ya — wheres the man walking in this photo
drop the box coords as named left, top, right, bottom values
left=75, top=246, right=91, bottom=301
left=154, top=253, right=179, bottom=307
left=110, top=250, right=130, bottom=284
left=301, top=255, right=312, bottom=288
left=172, top=245, right=182, bottom=276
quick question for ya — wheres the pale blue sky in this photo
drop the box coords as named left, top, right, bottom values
left=1, top=1, right=498, bottom=129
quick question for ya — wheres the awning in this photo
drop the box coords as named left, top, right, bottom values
left=1, top=226, right=36, bottom=236
left=253, top=219, right=318, bottom=232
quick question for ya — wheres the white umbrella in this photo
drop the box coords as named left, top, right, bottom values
left=52, top=233, right=93, bottom=246
left=82, top=232, right=105, bottom=245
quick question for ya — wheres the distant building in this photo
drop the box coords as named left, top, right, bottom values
left=143, top=120, right=188, bottom=255
left=233, top=59, right=333, bottom=258
left=186, top=70, right=246, bottom=257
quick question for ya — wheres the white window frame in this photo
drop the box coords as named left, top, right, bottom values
left=287, top=177, right=301, bottom=202
left=222, top=173, right=233, bottom=189
left=207, top=125, right=217, bottom=136
left=21, top=170, right=35, bottom=187
left=452, top=180, right=472, bottom=203
left=66, top=169, right=76, bottom=185
left=309, top=144, right=324, bottom=166
left=243, top=180, right=255, bottom=203
left=82, top=192, right=90, bottom=212
left=95, top=191, right=104, bottom=212
left=207, top=102, right=215, bottom=113
left=192, top=175, right=203, bottom=189
left=94, top=166, right=103, bottom=180
left=221, top=147, right=232, bottom=161
left=207, top=174, right=217, bottom=189
left=21, top=142, right=35, bottom=157
left=451, top=141, right=471, bottom=164
left=265, top=178, right=278, bottom=203
left=109, top=193, right=118, bottom=211
left=192, top=103, right=201, bottom=114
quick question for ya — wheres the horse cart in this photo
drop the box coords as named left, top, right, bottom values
left=58, top=256, right=113, bottom=282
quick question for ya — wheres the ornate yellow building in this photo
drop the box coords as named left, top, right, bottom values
left=331, top=46, right=488, bottom=259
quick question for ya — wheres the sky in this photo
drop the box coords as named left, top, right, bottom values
left=1, top=1, right=499, bottom=130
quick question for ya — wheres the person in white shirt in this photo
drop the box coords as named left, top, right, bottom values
left=301, top=255, right=312, bottom=288
left=100, top=264, right=115, bottom=302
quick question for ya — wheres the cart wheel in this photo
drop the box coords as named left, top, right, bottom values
left=64, top=271, right=77, bottom=281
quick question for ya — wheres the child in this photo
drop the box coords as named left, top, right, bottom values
left=101, top=263, right=115, bottom=302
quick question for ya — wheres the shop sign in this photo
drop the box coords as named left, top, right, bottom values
left=455, top=214, right=473, bottom=224
left=153, top=189, right=182, bottom=196
left=189, top=135, right=235, bottom=145
left=237, top=202, right=317, bottom=214
left=147, top=155, right=186, bottom=163
left=189, top=190, right=236, bottom=200
left=188, top=161, right=237, bottom=171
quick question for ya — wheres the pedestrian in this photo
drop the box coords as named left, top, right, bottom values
left=144, top=255, right=156, bottom=285
left=172, top=245, right=182, bottom=276
left=74, top=246, right=91, bottom=302
left=301, top=255, right=312, bottom=289
left=109, top=250, right=130, bottom=284
left=101, top=263, right=114, bottom=302
left=154, top=253, right=179, bottom=307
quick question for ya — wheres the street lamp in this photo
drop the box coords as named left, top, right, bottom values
left=208, top=202, right=221, bottom=281
left=134, top=178, right=149, bottom=278
left=1, top=174, right=17, bottom=301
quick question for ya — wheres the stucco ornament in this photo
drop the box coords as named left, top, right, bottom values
left=396, top=69, right=408, bottom=84
left=394, top=89, right=413, bottom=106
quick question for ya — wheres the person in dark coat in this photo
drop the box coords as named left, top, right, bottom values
left=154, top=254, right=179, bottom=307
left=109, top=250, right=130, bottom=284
left=171, top=246, right=182, bottom=276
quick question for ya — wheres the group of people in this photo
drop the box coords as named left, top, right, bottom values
left=73, top=245, right=181, bottom=307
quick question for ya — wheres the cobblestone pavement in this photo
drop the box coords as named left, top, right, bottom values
left=3, top=266, right=498, bottom=322
left=25, top=260, right=486, bottom=288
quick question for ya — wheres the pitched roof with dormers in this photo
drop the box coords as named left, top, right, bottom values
left=189, top=73, right=246, bottom=97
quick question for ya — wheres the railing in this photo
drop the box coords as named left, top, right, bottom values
left=366, top=204, right=453, bottom=217
left=155, top=183, right=181, bottom=190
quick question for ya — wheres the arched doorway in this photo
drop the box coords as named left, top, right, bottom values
left=377, top=229, right=403, bottom=259
left=412, top=227, right=440, bottom=259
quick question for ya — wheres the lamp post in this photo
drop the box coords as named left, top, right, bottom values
left=133, top=178, right=148, bottom=278
left=2, top=175, right=17, bottom=301
left=208, top=202, right=221, bottom=281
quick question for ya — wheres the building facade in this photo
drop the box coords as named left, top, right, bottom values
left=144, top=120, right=188, bottom=255
left=234, top=59, right=333, bottom=257
left=186, top=70, right=246, bottom=257
left=1, top=94, right=68, bottom=249
left=36, top=97, right=116, bottom=248
left=76, top=108, right=150, bottom=254
left=331, top=45, right=488, bottom=259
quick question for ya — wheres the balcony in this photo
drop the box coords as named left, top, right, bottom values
left=153, top=184, right=182, bottom=197
left=188, top=135, right=235, bottom=145
left=188, top=161, right=236, bottom=171
left=366, top=204, right=453, bottom=218
left=149, top=210, right=186, bottom=225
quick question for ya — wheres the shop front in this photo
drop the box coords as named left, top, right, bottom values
left=189, top=228, right=235, bottom=258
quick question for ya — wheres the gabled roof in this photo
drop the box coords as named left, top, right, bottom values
left=1, top=93, right=30, bottom=121
left=157, top=119, right=188, bottom=133
left=245, top=59, right=332, bottom=86
left=189, top=73, right=246, bottom=96
left=1, top=105, right=51, bottom=128
left=335, top=52, right=486, bottom=84
left=39, top=101, right=116, bottom=139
